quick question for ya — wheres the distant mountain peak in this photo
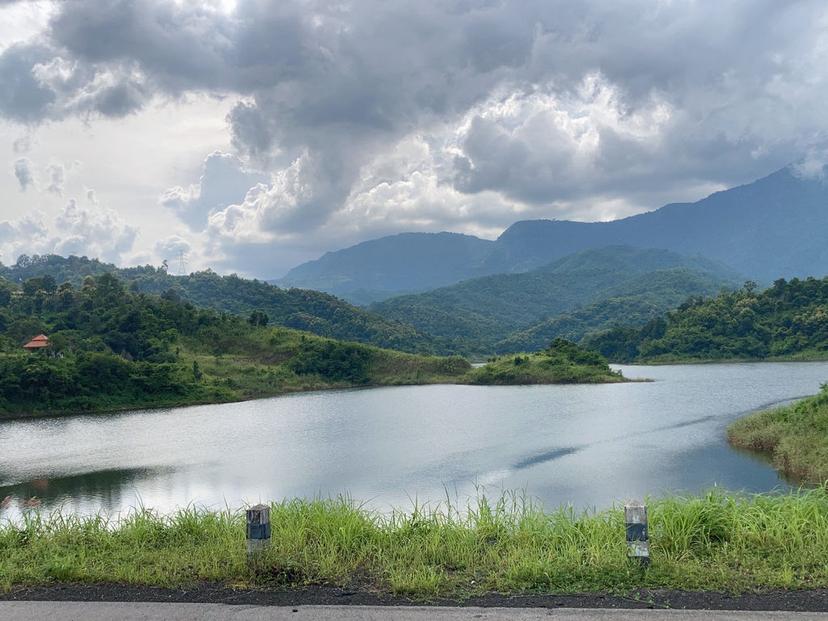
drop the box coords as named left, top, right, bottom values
left=281, top=165, right=828, bottom=302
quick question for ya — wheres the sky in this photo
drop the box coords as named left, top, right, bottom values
left=1, top=0, right=828, bottom=278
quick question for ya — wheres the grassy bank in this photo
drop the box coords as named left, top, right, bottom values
left=728, top=385, right=828, bottom=484
left=3, top=490, right=828, bottom=596
left=0, top=334, right=625, bottom=419
left=0, top=334, right=472, bottom=420
left=0, top=271, right=627, bottom=418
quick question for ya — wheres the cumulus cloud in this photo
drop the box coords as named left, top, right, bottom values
left=791, top=146, right=828, bottom=180
left=0, top=213, right=49, bottom=254
left=13, top=157, right=33, bottom=191
left=3, top=0, right=828, bottom=274
left=207, top=149, right=357, bottom=242
left=44, top=162, right=64, bottom=194
left=155, top=234, right=191, bottom=259
left=0, top=199, right=137, bottom=266
left=0, top=43, right=56, bottom=122
left=160, top=151, right=267, bottom=231
left=52, top=199, right=137, bottom=262
left=12, top=133, right=31, bottom=153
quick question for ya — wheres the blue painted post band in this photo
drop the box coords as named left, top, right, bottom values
left=248, top=522, right=271, bottom=540
left=626, top=522, right=647, bottom=542
left=246, top=504, right=271, bottom=567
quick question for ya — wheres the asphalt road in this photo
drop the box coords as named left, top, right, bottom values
left=2, top=603, right=828, bottom=620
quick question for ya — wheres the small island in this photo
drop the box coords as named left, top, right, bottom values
left=467, top=338, right=625, bottom=385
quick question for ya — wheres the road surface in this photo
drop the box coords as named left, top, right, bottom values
left=2, top=603, right=828, bottom=620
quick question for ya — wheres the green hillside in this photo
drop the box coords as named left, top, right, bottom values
left=496, top=268, right=735, bottom=353
left=0, top=274, right=624, bottom=416
left=371, top=247, right=738, bottom=355
left=0, top=272, right=472, bottom=417
left=586, top=277, right=828, bottom=362
left=0, top=255, right=438, bottom=354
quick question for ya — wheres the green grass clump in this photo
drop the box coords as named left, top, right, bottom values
left=728, top=385, right=828, bottom=484
left=4, top=489, right=828, bottom=597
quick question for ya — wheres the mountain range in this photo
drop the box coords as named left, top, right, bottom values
left=279, top=165, right=828, bottom=303
left=370, top=246, right=739, bottom=354
left=7, top=163, right=826, bottom=358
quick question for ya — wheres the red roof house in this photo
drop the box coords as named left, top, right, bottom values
left=23, top=334, right=50, bottom=350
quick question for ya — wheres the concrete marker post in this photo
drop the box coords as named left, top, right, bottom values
left=624, top=500, right=649, bottom=567
left=246, top=504, right=271, bottom=568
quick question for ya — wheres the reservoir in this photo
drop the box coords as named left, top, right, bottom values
left=2, top=361, right=827, bottom=520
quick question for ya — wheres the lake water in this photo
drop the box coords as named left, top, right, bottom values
left=2, top=362, right=827, bottom=521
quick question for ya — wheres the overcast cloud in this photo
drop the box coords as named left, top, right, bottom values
left=1, top=0, right=828, bottom=276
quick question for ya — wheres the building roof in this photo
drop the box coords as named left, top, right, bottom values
left=23, top=334, right=50, bottom=349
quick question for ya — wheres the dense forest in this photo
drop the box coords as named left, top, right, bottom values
left=371, top=246, right=738, bottom=354
left=1, top=249, right=737, bottom=358
left=493, top=268, right=736, bottom=353
left=585, top=277, right=828, bottom=362
left=0, top=255, right=439, bottom=354
left=0, top=272, right=470, bottom=416
left=0, top=272, right=623, bottom=416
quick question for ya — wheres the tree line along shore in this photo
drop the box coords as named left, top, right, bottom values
left=0, top=272, right=624, bottom=418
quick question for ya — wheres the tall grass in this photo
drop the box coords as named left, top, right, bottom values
left=728, top=386, right=828, bottom=483
left=3, top=489, right=828, bottom=596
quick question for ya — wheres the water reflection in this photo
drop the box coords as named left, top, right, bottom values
left=0, top=467, right=171, bottom=519
left=0, top=361, right=826, bottom=519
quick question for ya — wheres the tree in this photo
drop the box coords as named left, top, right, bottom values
left=248, top=310, right=269, bottom=327
left=0, top=282, right=12, bottom=307
left=161, top=288, right=182, bottom=303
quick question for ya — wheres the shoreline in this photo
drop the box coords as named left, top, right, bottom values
left=727, top=387, right=828, bottom=485
left=8, top=352, right=828, bottom=422
left=0, top=374, right=633, bottom=423
left=615, top=354, right=828, bottom=366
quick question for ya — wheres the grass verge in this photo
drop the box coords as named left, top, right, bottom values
left=728, top=384, right=828, bottom=484
left=3, top=489, right=828, bottom=597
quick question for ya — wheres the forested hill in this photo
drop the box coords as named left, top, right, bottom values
left=495, top=268, right=736, bottom=353
left=282, top=165, right=828, bottom=301
left=585, top=277, right=828, bottom=362
left=0, top=273, right=625, bottom=416
left=0, top=272, right=470, bottom=416
left=0, top=255, right=439, bottom=354
left=371, top=246, right=739, bottom=355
